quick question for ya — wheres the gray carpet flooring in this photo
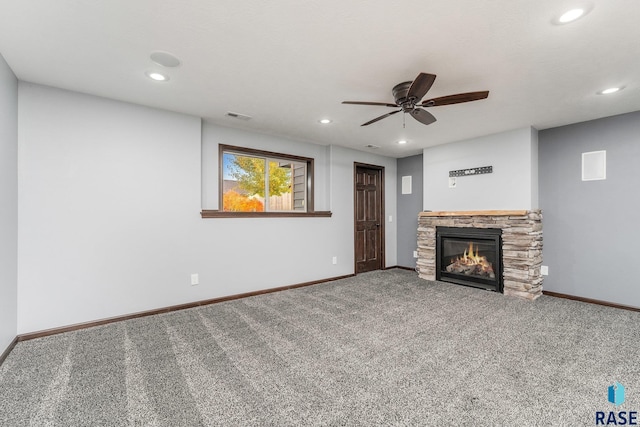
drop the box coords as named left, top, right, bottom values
left=1, top=269, right=639, bottom=426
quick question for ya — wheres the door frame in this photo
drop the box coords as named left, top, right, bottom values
left=353, top=162, right=385, bottom=273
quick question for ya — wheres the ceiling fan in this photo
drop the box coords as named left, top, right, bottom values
left=342, top=72, right=489, bottom=126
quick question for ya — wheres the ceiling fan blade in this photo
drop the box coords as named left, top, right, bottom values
left=406, top=73, right=437, bottom=101
left=410, top=108, right=437, bottom=126
left=361, top=109, right=401, bottom=126
left=421, top=91, right=489, bottom=107
left=342, top=101, right=398, bottom=107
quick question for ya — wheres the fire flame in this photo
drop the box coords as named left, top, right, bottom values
left=453, top=242, right=494, bottom=274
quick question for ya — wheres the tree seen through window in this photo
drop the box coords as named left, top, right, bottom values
left=221, top=148, right=307, bottom=212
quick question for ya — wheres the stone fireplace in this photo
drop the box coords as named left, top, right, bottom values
left=417, top=210, right=543, bottom=300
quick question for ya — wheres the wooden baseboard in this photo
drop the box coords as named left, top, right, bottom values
left=0, top=336, right=18, bottom=367
left=543, top=291, right=640, bottom=312
left=18, top=273, right=356, bottom=342
left=384, top=265, right=417, bottom=271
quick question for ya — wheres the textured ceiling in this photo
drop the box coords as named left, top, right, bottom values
left=1, top=0, right=639, bottom=157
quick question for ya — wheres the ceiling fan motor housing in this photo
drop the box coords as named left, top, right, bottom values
left=393, top=81, right=419, bottom=112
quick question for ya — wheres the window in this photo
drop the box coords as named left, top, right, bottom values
left=201, top=144, right=330, bottom=218
left=222, top=149, right=307, bottom=212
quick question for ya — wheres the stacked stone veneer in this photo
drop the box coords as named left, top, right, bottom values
left=417, top=210, right=543, bottom=300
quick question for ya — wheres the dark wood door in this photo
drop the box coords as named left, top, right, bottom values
left=354, top=164, right=384, bottom=273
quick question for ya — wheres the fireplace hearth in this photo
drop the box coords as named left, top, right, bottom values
left=436, top=227, right=502, bottom=292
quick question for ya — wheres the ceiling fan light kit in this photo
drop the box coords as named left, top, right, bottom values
left=343, top=72, right=489, bottom=127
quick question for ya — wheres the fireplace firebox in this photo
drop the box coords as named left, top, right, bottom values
left=436, top=227, right=503, bottom=293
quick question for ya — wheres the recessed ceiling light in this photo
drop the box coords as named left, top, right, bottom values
left=559, top=8, right=584, bottom=23
left=598, top=87, right=622, bottom=95
left=319, top=119, right=332, bottom=124
left=146, top=71, right=169, bottom=82
left=397, top=140, right=408, bottom=145
left=553, top=4, right=593, bottom=25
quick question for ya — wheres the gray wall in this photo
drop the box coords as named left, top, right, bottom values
left=17, top=83, right=202, bottom=333
left=16, top=83, right=397, bottom=334
left=327, top=145, right=398, bottom=270
left=423, top=127, right=539, bottom=211
left=397, top=154, right=423, bottom=268
left=0, top=53, right=18, bottom=352
left=539, top=111, right=640, bottom=307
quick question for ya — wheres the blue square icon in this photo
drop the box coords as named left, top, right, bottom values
left=608, top=382, right=625, bottom=406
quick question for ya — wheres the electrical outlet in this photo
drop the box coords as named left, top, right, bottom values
left=191, top=273, right=199, bottom=286
left=449, top=177, right=457, bottom=188
left=389, top=215, right=393, bottom=222
left=541, top=266, right=549, bottom=276
left=413, top=250, right=418, bottom=258
left=332, top=256, right=337, bottom=265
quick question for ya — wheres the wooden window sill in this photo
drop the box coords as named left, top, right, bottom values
left=201, top=210, right=332, bottom=218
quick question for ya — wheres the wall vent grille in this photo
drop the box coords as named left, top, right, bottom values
left=226, top=111, right=252, bottom=121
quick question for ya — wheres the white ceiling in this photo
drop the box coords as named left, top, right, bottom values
left=1, top=0, right=638, bottom=157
